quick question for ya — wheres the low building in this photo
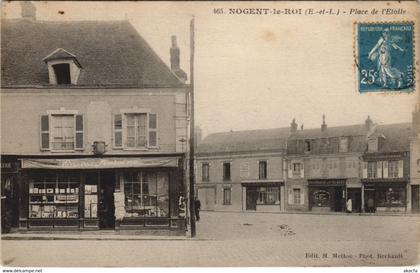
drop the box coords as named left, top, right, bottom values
left=196, top=128, right=289, bottom=212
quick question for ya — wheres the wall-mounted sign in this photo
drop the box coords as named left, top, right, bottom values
left=1, top=161, right=19, bottom=173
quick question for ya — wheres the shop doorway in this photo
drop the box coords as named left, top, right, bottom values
left=99, top=172, right=116, bottom=229
left=347, top=188, right=362, bottom=213
left=333, top=187, right=344, bottom=212
left=364, top=189, right=376, bottom=213
left=246, top=187, right=258, bottom=210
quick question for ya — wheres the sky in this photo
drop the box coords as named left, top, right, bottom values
left=2, top=1, right=419, bottom=138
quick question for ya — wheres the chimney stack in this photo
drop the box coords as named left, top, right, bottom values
left=321, top=115, right=327, bottom=132
left=365, top=115, right=374, bottom=131
left=169, top=35, right=187, bottom=82
left=170, top=36, right=180, bottom=70
left=195, top=126, right=203, bottom=148
left=290, top=119, right=298, bottom=134
left=21, top=1, right=36, bottom=20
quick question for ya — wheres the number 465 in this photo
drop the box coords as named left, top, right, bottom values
left=360, top=69, right=377, bottom=85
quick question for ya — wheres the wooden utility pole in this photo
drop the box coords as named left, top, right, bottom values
left=189, top=17, right=196, bottom=237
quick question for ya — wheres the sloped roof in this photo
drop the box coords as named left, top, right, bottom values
left=1, top=19, right=185, bottom=87
left=375, top=123, right=412, bottom=152
left=197, top=122, right=412, bottom=155
left=290, top=124, right=368, bottom=139
left=43, top=48, right=81, bottom=67
left=197, top=127, right=290, bottom=155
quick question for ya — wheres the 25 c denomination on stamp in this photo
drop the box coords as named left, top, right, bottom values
left=356, top=22, right=415, bottom=93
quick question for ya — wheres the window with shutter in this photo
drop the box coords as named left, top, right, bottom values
left=40, top=115, right=50, bottom=150
left=148, top=113, right=158, bottom=148
left=41, top=111, right=82, bottom=151
left=75, top=115, right=83, bottom=150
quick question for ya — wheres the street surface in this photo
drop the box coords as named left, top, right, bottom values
left=2, top=212, right=419, bottom=267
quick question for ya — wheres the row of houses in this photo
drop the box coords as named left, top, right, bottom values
left=196, top=112, right=420, bottom=214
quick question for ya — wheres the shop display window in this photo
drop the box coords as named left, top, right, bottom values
left=257, top=186, right=280, bottom=205
left=28, top=173, right=80, bottom=219
left=376, top=186, right=405, bottom=207
left=122, top=171, right=169, bottom=218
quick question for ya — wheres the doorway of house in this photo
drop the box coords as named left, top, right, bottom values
left=99, top=171, right=116, bottom=229
left=347, top=188, right=362, bottom=212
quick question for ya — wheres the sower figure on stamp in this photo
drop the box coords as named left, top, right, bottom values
left=368, top=28, right=405, bottom=88
left=194, top=197, right=201, bottom=221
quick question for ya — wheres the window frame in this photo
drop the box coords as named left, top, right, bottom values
left=202, top=163, right=210, bottom=182
left=223, top=162, right=231, bottom=181
left=293, top=188, right=301, bottom=205
left=388, top=160, right=399, bottom=178
left=41, top=110, right=83, bottom=152
left=113, top=109, right=158, bottom=150
left=367, top=161, right=378, bottom=178
left=223, top=188, right=232, bottom=205
left=259, top=160, right=268, bottom=180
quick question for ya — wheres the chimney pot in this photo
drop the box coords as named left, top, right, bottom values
left=365, top=115, right=374, bottom=131
left=321, top=115, right=327, bottom=132
left=290, top=118, right=298, bottom=134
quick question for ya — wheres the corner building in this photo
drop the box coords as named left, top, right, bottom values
left=1, top=5, right=190, bottom=234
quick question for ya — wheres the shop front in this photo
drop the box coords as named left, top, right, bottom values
left=242, top=181, right=284, bottom=212
left=363, top=180, right=407, bottom=213
left=308, top=179, right=346, bottom=212
left=18, top=156, right=186, bottom=234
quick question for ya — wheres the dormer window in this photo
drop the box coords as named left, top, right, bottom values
left=43, top=48, right=82, bottom=85
left=53, top=63, right=71, bottom=84
left=367, top=137, right=378, bottom=152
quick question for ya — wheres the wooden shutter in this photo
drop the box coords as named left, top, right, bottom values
left=40, top=115, right=50, bottom=150
left=398, top=160, right=404, bottom=178
left=148, top=113, right=158, bottom=148
left=114, top=114, right=123, bottom=148
left=362, top=162, right=367, bottom=178
left=376, top=161, right=383, bottom=178
left=300, top=163, right=305, bottom=178
left=75, top=115, right=84, bottom=150
left=383, top=161, right=388, bottom=178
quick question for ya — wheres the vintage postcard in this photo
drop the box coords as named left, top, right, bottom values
left=1, top=0, right=419, bottom=270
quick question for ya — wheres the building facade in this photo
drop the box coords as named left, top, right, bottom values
left=361, top=123, right=412, bottom=213
left=196, top=128, right=289, bottom=212
left=285, top=117, right=370, bottom=213
left=1, top=5, right=190, bottom=234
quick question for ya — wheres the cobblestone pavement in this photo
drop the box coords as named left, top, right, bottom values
left=2, top=212, right=419, bottom=267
